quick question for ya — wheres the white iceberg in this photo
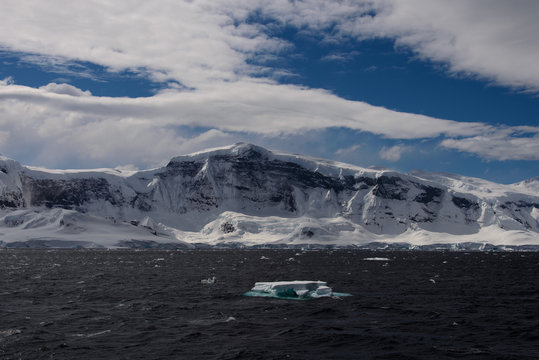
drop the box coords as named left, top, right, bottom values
left=363, top=257, right=390, bottom=261
left=244, top=280, right=350, bottom=300
left=201, top=276, right=216, bottom=284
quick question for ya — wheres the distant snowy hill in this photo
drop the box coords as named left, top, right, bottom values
left=1, top=143, right=538, bottom=249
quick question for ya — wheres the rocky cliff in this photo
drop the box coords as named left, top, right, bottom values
left=1, top=143, right=538, bottom=249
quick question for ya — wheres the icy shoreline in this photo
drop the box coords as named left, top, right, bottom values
left=1, top=240, right=538, bottom=251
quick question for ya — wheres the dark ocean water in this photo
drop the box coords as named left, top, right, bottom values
left=0, top=249, right=538, bottom=359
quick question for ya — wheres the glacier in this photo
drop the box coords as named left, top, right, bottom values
left=0, top=143, right=538, bottom=249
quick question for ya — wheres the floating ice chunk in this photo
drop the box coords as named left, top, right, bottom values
left=315, top=285, right=332, bottom=297
left=86, top=329, right=111, bottom=338
left=0, top=329, right=21, bottom=337
left=363, top=257, right=390, bottom=261
left=201, top=276, right=216, bottom=284
left=251, top=281, right=329, bottom=298
left=245, top=281, right=351, bottom=300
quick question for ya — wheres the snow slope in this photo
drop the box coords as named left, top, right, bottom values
left=0, top=143, right=537, bottom=249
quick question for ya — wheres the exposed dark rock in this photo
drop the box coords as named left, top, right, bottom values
left=23, top=177, right=117, bottom=208
left=130, top=194, right=152, bottom=212
left=355, top=176, right=376, bottom=187
left=220, top=222, right=235, bottom=233
left=373, top=176, right=408, bottom=200
left=410, top=214, right=434, bottom=223
left=452, top=196, right=479, bottom=210
left=0, top=197, right=21, bottom=208
left=302, top=229, right=314, bottom=238
left=413, top=184, right=443, bottom=204
left=161, top=160, right=204, bottom=178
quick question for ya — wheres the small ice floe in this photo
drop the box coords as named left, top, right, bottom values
left=363, top=257, right=390, bottom=261
left=201, top=276, right=216, bottom=284
left=244, top=281, right=351, bottom=300
left=87, top=330, right=111, bottom=338
left=0, top=329, right=21, bottom=338
left=72, top=329, right=111, bottom=338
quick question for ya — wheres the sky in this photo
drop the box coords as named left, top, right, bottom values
left=0, top=0, right=538, bottom=184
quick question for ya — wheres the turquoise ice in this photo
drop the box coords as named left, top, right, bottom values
left=243, top=281, right=352, bottom=300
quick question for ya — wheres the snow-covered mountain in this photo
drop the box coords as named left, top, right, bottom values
left=1, top=143, right=538, bottom=249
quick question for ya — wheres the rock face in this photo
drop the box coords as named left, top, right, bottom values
left=0, top=143, right=538, bottom=248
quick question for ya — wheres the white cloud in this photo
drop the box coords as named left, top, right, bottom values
left=0, top=1, right=286, bottom=88
left=39, top=83, right=92, bottom=97
left=1, top=0, right=538, bottom=91
left=251, top=0, right=539, bottom=92
left=337, top=0, right=539, bottom=92
left=173, top=129, right=238, bottom=157
left=0, top=77, right=14, bottom=86
left=18, top=55, right=101, bottom=81
left=335, top=144, right=361, bottom=155
left=0, top=1, right=537, bottom=168
left=0, top=80, right=490, bottom=136
left=1, top=80, right=536, bottom=167
left=379, top=145, right=412, bottom=162
left=441, top=128, right=539, bottom=161
left=4, top=1, right=537, bottom=92
left=321, top=51, right=360, bottom=62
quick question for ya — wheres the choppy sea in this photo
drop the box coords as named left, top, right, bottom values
left=1, top=249, right=538, bottom=359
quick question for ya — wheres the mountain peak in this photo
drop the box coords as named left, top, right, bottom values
left=228, top=142, right=272, bottom=159
left=168, top=143, right=273, bottom=164
left=1, top=144, right=538, bottom=249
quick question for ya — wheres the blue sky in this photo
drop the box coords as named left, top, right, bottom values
left=0, top=1, right=537, bottom=184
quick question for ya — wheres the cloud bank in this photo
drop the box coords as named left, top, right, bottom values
left=1, top=80, right=536, bottom=167
left=0, top=1, right=537, bottom=168
left=441, top=128, right=539, bottom=161
left=2, top=1, right=538, bottom=90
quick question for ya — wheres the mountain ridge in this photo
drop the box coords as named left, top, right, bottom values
left=1, top=143, right=538, bottom=249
